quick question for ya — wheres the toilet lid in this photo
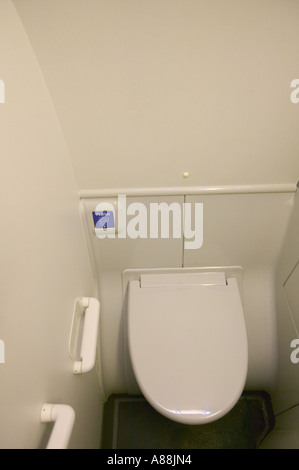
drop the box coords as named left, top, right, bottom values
left=127, top=273, right=248, bottom=424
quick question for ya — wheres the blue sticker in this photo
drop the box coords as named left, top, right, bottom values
left=92, top=211, right=115, bottom=229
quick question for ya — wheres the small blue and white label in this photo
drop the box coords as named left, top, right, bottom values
left=93, top=211, right=115, bottom=229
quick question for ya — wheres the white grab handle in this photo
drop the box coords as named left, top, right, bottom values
left=41, top=403, right=75, bottom=449
left=69, top=297, right=100, bottom=374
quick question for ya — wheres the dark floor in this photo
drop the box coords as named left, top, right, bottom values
left=101, top=391, right=275, bottom=449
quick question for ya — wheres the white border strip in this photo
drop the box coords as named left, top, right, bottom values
left=79, top=183, right=296, bottom=199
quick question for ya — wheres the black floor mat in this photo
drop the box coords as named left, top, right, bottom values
left=101, top=392, right=275, bottom=449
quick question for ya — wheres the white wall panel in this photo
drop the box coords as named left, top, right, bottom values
left=184, top=192, right=294, bottom=391
left=271, top=190, right=299, bottom=415
left=12, top=0, right=299, bottom=190
left=0, top=1, right=102, bottom=449
left=81, top=196, right=184, bottom=397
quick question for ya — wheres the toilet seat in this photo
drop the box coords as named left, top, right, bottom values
left=126, top=272, right=248, bottom=425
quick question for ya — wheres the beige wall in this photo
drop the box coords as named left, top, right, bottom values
left=0, top=1, right=102, bottom=448
left=271, top=189, right=299, bottom=414
left=12, top=0, right=299, bottom=191
left=260, top=188, right=299, bottom=448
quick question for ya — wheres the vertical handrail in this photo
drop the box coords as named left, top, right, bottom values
left=69, top=297, right=100, bottom=374
left=41, top=403, right=75, bottom=449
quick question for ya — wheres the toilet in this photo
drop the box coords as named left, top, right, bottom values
left=124, top=269, right=248, bottom=425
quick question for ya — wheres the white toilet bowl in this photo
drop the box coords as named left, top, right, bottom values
left=125, top=270, right=248, bottom=425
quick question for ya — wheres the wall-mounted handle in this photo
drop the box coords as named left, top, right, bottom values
left=69, top=297, right=100, bottom=374
left=41, top=403, right=75, bottom=449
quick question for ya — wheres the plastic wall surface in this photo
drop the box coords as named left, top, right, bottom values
left=260, top=190, right=299, bottom=448
left=270, top=190, right=299, bottom=415
left=184, top=192, right=294, bottom=392
left=0, top=1, right=102, bottom=449
left=12, top=0, right=299, bottom=190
